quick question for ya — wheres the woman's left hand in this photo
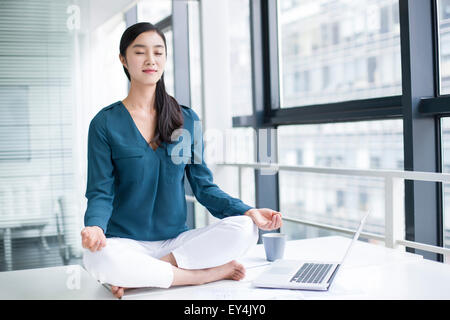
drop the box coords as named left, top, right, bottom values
left=244, top=208, right=283, bottom=231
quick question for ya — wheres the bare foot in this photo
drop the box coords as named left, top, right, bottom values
left=201, top=260, right=246, bottom=284
left=110, top=260, right=246, bottom=296
left=111, top=285, right=128, bottom=299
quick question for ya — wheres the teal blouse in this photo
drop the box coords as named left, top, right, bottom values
left=84, top=101, right=253, bottom=241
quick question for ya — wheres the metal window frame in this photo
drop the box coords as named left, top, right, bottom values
left=399, top=0, right=441, bottom=261
left=232, top=0, right=448, bottom=260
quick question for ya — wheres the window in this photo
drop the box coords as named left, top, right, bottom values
left=205, top=127, right=256, bottom=224
left=137, top=0, right=174, bottom=96
left=370, top=156, right=381, bottom=169
left=137, top=0, right=172, bottom=24
left=296, top=149, right=303, bottom=165
left=440, top=117, right=450, bottom=251
left=188, top=0, right=203, bottom=117
left=322, top=65, right=330, bottom=89
left=199, top=0, right=256, bottom=226
left=438, top=0, right=450, bottom=95
left=0, top=0, right=84, bottom=271
left=367, top=56, right=377, bottom=84
left=162, top=29, right=175, bottom=97
left=90, top=12, right=128, bottom=112
left=278, top=0, right=402, bottom=108
left=228, top=0, right=253, bottom=116
left=380, top=6, right=390, bottom=34
left=359, top=191, right=369, bottom=211
left=332, top=21, right=340, bottom=45
left=277, top=119, right=403, bottom=241
left=336, top=190, right=345, bottom=208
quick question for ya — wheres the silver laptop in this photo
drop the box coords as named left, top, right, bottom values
left=252, top=212, right=369, bottom=291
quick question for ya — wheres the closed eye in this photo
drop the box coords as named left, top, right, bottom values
left=136, top=52, right=163, bottom=55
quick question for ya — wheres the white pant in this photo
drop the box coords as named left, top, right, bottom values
left=82, top=215, right=259, bottom=289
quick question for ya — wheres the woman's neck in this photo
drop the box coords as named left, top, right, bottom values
left=123, top=81, right=157, bottom=113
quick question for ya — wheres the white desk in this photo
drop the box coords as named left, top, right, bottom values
left=1, top=236, right=450, bottom=300
left=0, top=264, right=113, bottom=300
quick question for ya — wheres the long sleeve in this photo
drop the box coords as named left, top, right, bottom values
left=84, top=112, right=115, bottom=233
left=185, top=111, right=254, bottom=219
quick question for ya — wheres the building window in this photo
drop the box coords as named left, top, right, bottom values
left=277, top=119, right=403, bottom=240
left=278, top=0, right=401, bottom=108
left=337, top=190, right=345, bottom=208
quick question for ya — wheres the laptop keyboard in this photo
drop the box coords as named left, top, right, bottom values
left=290, top=263, right=333, bottom=284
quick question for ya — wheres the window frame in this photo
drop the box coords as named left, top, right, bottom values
left=232, top=0, right=446, bottom=260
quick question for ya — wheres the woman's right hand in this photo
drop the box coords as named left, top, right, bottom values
left=81, top=226, right=107, bottom=252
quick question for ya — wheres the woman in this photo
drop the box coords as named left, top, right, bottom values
left=81, top=22, right=282, bottom=299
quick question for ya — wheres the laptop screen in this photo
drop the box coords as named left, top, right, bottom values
left=339, top=211, right=370, bottom=265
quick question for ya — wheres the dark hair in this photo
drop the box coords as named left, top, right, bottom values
left=119, top=22, right=183, bottom=147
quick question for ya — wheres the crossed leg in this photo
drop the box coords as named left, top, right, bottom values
left=111, top=258, right=246, bottom=298
left=87, top=216, right=258, bottom=299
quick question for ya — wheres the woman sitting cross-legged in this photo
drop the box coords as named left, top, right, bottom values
left=81, top=22, right=282, bottom=299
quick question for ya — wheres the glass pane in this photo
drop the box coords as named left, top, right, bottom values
left=278, top=0, right=402, bottom=108
left=438, top=0, right=450, bottom=95
left=137, top=0, right=172, bottom=24
left=91, top=13, right=128, bottom=110
left=163, top=29, right=175, bottom=97
left=204, top=127, right=256, bottom=224
left=277, top=119, right=404, bottom=241
left=440, top=118, right=450, bottom=260
left=137, top=1, right=174, bottom=96
left=223, top=127, right=256, bottom=163
left=281, top=220, right=356, bottom=241
left=0, top=0, right=87, bottom=271
left=188, top=0, right=203, bottom=117
left=228, top=0, right=253, bottom=116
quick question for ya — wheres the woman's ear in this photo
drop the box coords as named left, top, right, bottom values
left=119, top=54, right=127, bottom=68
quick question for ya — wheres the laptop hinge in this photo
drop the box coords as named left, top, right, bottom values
left=327, top=264, right=341, bottom=284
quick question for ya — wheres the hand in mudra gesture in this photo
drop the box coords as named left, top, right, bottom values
left=81, top=226, right=107, bottom=252
left=244, top=208, right=283, bottom=231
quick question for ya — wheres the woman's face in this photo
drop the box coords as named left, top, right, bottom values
left=120, top=30, right=166, bottom=86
